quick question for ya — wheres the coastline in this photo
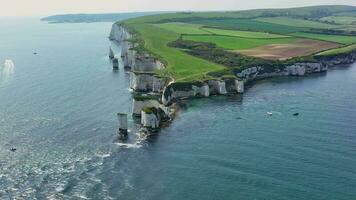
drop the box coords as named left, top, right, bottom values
left=109, top=23, right=356, bottom=134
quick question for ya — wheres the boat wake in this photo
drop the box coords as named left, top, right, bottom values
left=115, top=142, right=142, bottom=149
left=1, top=59, right=15, bottom=86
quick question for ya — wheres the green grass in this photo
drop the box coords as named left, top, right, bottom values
left=202, top=27, right=291, bottom=38
left=317, top=44, right=356, bottom=56
left=154, top=22, right=210, bottom=34
left=130, top=23, right=224, bottom=81
left=291, top=32, right=356, bottom=44
left=183, top=35, right=298, bottom=50
left=190, top=19, right=306, bottom=34
left=125, top=5, right=356, bottom=24
left=255, top=17, right=337, bottom=29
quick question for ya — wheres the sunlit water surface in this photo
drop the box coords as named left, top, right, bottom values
left=0, top=17, right=356, bottom=200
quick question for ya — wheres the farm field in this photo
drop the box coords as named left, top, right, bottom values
left=255, top=17, right=338, bottom=29
left=291, top=32, right=356, bottom=44
left=189, top=18, right=306, bottom=33
left=183, top=35, right=298, bottom=50
left=201, top=27, right=291, bottom=38
left=237, top=39, right=341, bottom=60
left=154, top=22, right=210, bottom=34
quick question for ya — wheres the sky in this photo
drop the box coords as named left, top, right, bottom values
left=1, top=0, right=356, bottom=17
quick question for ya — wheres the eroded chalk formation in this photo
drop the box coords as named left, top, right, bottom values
left=130, top=73, right=168, bottom=93
left=132, top=98, right=169, bottom=116
left=141, top=111, right=159, bottom=129
left=161, top=80, right=244, bottom=106
left=141, top=107, right=170, bottom=130
left=110, top=24, right=172, bottom=132
left=133, top=54, right=165, bottom=72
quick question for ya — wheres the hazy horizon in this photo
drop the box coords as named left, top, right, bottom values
left=1, top=0, right=356, bottom=17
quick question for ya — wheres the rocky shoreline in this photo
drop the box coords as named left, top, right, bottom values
left=109, top=23, right=356, bottom=134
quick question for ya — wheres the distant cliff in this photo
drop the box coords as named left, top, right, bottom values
left=41, top=12, right=162, bottom=23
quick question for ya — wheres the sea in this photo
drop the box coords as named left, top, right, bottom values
left=0, top=17, right=356, bottom=200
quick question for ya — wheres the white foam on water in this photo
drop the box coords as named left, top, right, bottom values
left=270, top=111, right=283, bottom=115
left=115, top=142, right=142, bottom=149
left=73, top=194, right=90, bottom=199
left=1, top=59, right=15, bottom=85
left=97, top=153, right=111, bottom=158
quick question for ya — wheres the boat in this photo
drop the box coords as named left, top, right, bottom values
left=4, top=59, right=14, bottom=68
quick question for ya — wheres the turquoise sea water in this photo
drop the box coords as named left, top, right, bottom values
left=0, top=17, right=356, bottom=199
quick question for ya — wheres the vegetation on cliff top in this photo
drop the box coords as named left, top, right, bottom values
left=119, top=5, right=356, bottom=82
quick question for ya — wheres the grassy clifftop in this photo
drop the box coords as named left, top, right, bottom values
left=120, top=5, right=356, bottom=82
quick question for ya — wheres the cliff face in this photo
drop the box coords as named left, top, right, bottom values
left=162, top=80, right=244, bottom=106
left=109, top=23, right=131, bottom=42
left=141, top=111, right=159, bottom=129
left=110, top=24, right=168, bottom=92
left=132, top=99, right=169, bottom=116
left=133, top=54, right=164, bottom=72
left=110, top=24, right=171, bottom=131
left=317, top=52, right=356, bottom=66
left=130, top=73, right=168, bottom=92
left=236, top=62, right=327, bottom=81
left=160, top=61, right=348, bottom=106
left=121, top=41, right=136, bottom=69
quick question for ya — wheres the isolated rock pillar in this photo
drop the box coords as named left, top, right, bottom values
left=117, top=113, right=128, bottom=134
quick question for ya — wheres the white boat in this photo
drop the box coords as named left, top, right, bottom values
left=1, top=59, right=15, bottom=83
left=267, top=112, right=273, bottom=116
left=4, top=59, right=15, bottom=69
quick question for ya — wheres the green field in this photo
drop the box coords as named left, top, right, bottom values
left=183, top=35, right=297, bottom=50
left=130, top=23, right=224, bottom=81
left=154, top=22, right=210, bottom=34
left=121, top=5, right=356, bottom=82
left=317, top=44, right=356, bottom=56
left=255, top=17, right=337, bottom=29
left=291, top=32, right=356, bottom=44
left=202, top=27, right=291, bottom=38
left=189, top=18, right=305, bottom=33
